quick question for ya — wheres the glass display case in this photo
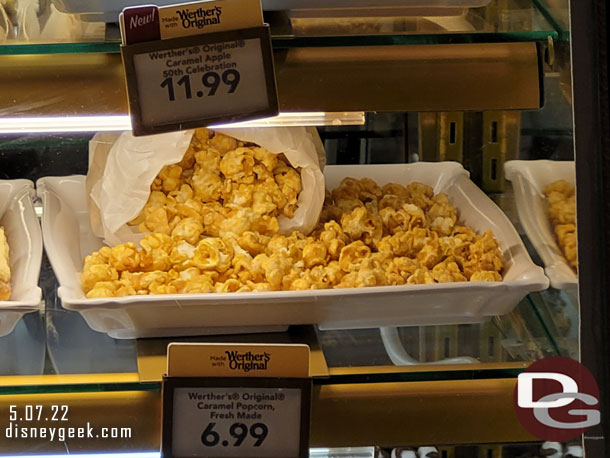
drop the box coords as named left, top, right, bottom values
left=0, top=0, right=608, bottom=456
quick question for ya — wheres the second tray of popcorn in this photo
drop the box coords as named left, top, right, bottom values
left=38, top=162, right=548, bottom=339
left=505, top=160, right=577, bottom=291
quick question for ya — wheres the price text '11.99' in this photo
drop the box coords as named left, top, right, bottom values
left=160, top=71, right=241, bottom=102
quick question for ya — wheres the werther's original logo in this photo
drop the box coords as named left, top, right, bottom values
left=225, top=350, right=271, bottom=373
left=175, top=6, right=223, bottom=30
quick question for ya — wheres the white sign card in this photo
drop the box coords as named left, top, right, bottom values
left=162, top=377, right=310, bottom=458
left=121, top=26, right=278, bottom=136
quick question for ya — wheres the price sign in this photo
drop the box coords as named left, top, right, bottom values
left=161, top=344, right=311, bottom=458
left=120, top=1, right=278, bottom=136
left=163, top=378, right=310, bottom=458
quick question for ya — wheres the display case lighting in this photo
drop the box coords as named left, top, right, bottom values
left=0, top=454, right=159, bottom=458
left=0, top=448, right=370, bottom=458
left=0, top=112, right=365, bottom=133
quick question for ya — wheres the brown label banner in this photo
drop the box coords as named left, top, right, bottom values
left=167, top=343, right=310, bottom=378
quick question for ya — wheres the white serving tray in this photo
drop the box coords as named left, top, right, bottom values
left=0, top=180, right=44, bottom=337
left=505, top=160, right=577, bottom=291
left=38, top=163, right=547, bottom=339
left=51, top=0, right=492, bottom=22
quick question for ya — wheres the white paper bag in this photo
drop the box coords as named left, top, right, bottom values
left=88, top=127, right=326, bottom=247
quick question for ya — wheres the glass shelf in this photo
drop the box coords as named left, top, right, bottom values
left=0, top=179, right=565, bottom=394
left=0, top=250, right=562, bottom=395
left=0, top=214, right=564, bottom=395
left=0, top=0, right=561, bottom=56
left=0, top=113, right=578, bottom=397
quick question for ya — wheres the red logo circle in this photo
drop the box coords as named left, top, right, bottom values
left=513, top=356, right=600, bottom=441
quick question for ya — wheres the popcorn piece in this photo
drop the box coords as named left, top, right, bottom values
left=232, top=253, right=264, bottom=284
left=339, top=241, right=371, bottom=272
left=191, top=168, right=223, bottom=203
left=381, top=183, right=409, bottom=200
left=303, top=241, right=328, bottom=268
left=359, top=177, right=383, bottom=199
left=249, top=214, right=280, bottom=237
left=406, top=268, right=435, bottom=285
left=376, top=228, right=428, bottom=258
left=201, top=203, right=228, bottom=237
left=215, top=279, right=243, bottom=293
left=543, top=179, right=574, bottom=197
left=431, top=258, right=467, bottom=283
left=379, top=194, right=404, bottom=211
left=336, top=259, right=386, bottom=288
left=253, top=147, right=277, bottom=172
left=140, top=270, right=170, bottom=291
left=158, top=165, right=183, bottom=192
left=170, top=184, right=194, bottom=204
left=83, top=246, right=111, bottom=268
left=387, top=256, right=420, bottom=281
left=209, top=132, right=237, bottom=154
left=193, top=127, right=211, bottom=145
left=427, top=193, right=457, bottom=236
left=318, top=202, right=343, bottom=226
left=194, top=147, right=221, bottom=171
left=169, top=267, right=203, bottom=293
left=341, top=207, right=383, bottom=246
left=469, top=230, right=503, bottom=272
left=379, top=204, right=425, bottom=235
left=219, top=209, right=279, bottom=238
left=219, top=147, right=255, bottom=183
left=224, top=183, right=255, bottom=209
left=406, top=182, right=434, bottom=210
left=86, top=281, right=118, bottom=298
left=82, top=264, right=119, bottom=293
left=323, top=261, right=345, bottom=285
left=261, top=253, right=293, bottom=289
left=178, top=145, right=196, bottom=170
left=548, top=196, right=576, bottom=225
left=416, top=233, right=443, bottom=269
left=252, top=181, right=282, bottom=215
left=335, top=198, right=364, bottom=215
left=169, top=240, right=196, bottom=270
left=470, top=271, right=502, bottom=282
left=246, top=281, right=273, bottom=292
left=193, top=238, right=233, bottom=272
left=140, top=233, right=173, bottom=271
left=238, top=231, right=269, bottom=257
left=171, top=217, right=204, bottom=245
left=139, top=207, right=171, bottom=235
left=318, top=221, right=348, bottom=259
left=333, top=178, right=363, bottom=202
left=119, top=271, right=145, bottom=292
left=274, top=164, right=301, bottom=217
left=109, top=242, right=140, bottom=272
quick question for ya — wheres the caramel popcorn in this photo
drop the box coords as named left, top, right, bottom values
left=129, top=128, right=302, bottom=242
left=543, top=180, right=577, bottom=272
left=0, top=227, right=11, bottom=301
left=316, top=177, right=503, bottom=285
left=82, top=175, right=505, bottom=297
